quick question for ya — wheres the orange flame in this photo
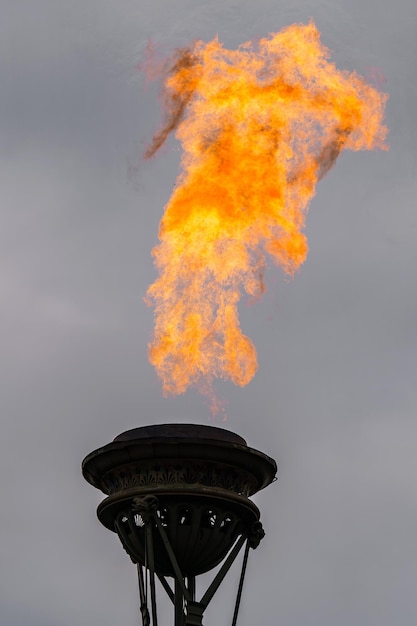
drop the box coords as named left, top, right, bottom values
left=144, top=21, right=388, bottom=398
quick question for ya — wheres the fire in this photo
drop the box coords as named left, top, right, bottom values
left=144, top=21, right=388, bottom=399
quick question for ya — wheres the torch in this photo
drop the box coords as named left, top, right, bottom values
left=82, top=17, right=387, bottom=626
left=82, top=423, right=277, bottom=625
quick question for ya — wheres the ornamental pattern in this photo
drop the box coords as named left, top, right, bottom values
left=101, top=461, right=256, bottom=497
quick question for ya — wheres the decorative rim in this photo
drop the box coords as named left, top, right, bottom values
left=82, top=423, right=277, bottom=497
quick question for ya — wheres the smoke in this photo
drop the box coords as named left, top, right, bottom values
left=144, top=47, right=201, bottom=159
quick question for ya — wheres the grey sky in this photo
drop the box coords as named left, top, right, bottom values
left=0, top=1, right=416, bottom=624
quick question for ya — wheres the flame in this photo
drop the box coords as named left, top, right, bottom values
left=144, top=21, right=388, bottom=399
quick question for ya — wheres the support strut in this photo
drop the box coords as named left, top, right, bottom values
left=133, top=497, right=264, bottom=626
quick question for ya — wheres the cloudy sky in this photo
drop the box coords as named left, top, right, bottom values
left=1, top=1, right=416, bottom=624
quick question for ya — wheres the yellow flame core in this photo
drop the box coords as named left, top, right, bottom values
left=145, top=22, right=388, bottom=396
